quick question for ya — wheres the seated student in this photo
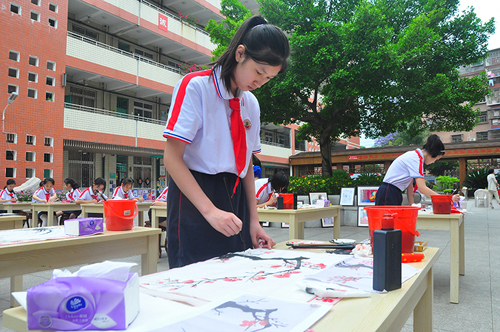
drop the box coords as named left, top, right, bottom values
left=76, top=178, right=108, bottom=218
left=58, top=178, right=82, bottom=224
left=0, top=180, right=30, bottom=226
left=252, top=155, right=262, bottom=180
left=254, top=171, right=289, bottom=208
left=32, top=178, right=58, bottom=227
left=112, top=178, right=144, bottom=201
left=147, top=187, right=168, bottom=229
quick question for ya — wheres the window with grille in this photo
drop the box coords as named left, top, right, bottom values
left=44, top=169, right=53, bottom=178
left=6, top=168, right=16, bottom=178
left=46, top=92, right=54, bottom=101
left=44, top=137, right=53, bottom=146
left=9, top=68, right=19, bottom=78
left=477, top=132, right=488, bottom=141
left=48, top=17, right=57, bottom=28
left=28, top=88, right=37, bottom=99
left=6, top=150, right=16, bottom=160
left=28, top=72, right=38, bottom=82
left=479, top=111, right=488, bottom=123
left=26, top=135, right=35, bottom=145
left=46, top=76, right=54, bottom=86
left=9, top=51, right=20, bottom=62
left=30, top=10, right=40, bottom=21
left=44, top=153, right=52, bottom=162
left=135, top=49, right=154, bottom=60
left=26, top=168, right=35, bottom=178
left=48, top=2, right=57, bottom=12
left=10, top=3, right=20, bottom=14
left=133, top=101, right=153, bottom=118
left=8, top=85, right=18, bottom=94
left=6, top=133, right=16, bottom=143
left=26, top=151, right=35, bottom=161
left=31, top=0, right=39, bottom=5
left=451, top=134, right=463, bottom=143
left=29, top=56, right=38, bottom=66
left=70, top=86, right=96, bottom=107
left=47, top=61, right=56, bottom=71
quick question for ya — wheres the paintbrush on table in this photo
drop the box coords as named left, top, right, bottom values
left=286, top=243, right=355, bottom=250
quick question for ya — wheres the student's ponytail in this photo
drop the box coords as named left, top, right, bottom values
left=213, top=15, right=290, bottom=93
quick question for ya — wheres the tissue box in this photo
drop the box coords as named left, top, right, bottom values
left=65, top=218, right=103, bottom=236
left=27, top=273, right=139, bottom=330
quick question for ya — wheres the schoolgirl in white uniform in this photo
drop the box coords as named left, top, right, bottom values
left=76, top=178, right=108, bottom=218
left=375, top=135, right=459, bottom=205
left=0, top=179, right=18, bottom=213
left=32, top=178, right=58, bottom=226
left=254, top=172, right=289, bottom=208
left=112, top=178, right=144, bottom=201
left=60, top=178, right=82, bottom=222
left=163, top=15, right=290, bottom=267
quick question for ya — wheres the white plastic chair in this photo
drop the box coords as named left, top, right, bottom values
left=474, top=189, right=489, bottom=208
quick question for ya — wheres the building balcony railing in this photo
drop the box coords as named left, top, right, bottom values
left=68, top=31, right=182, bottom=75
left=64, top=102, right=166, bottom=125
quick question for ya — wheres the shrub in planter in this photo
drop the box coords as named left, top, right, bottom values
left=463, top=168, right=488, bottom=194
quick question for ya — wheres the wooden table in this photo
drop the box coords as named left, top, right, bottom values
left=417, top=211, right=465, bottom=303
left=275, top=240, right=439, bottom=332
left=257, top=205, right=341, bottom=240
left=2, top=202, right=33, bottom=213
left=0, top=215, right=26, bottom=230
left=32, top=202, right=78, bottom=226
left=81, top=201, right=152, bottom=226
left=0, top=226, right=160, bottom=307
left=3, top=241, right=439, bottom=332
left=150, top=205, right=167, bottom=229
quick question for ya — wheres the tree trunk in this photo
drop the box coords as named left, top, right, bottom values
left=319, top=132, right=332, bottom=177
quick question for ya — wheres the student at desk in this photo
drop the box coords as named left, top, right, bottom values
left=375, top=135, right=459, bottom=205
left=255, top=171, right=289, bottom=208
left=112, top=178, right=144, bottom=201
left=32, top=178, right=59, bottom=227
left=76, top=178, right=108, bottom=218
left=58, top=178, right=82, bottom=224
left=0, top=180, right=30, bottom=225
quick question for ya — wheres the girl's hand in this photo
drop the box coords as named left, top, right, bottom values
left=204, top=208, right=242, bottom=237
left=138, top=197, right=145, bottom=202
left=268, top=195, right=277, bottom=206
left=92, top=199, right=98, bottom=204
left=250, top=221, right=275, bottom=249
left=452, top=194, right=460, bottom=203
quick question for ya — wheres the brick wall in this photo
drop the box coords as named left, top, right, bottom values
left=1, top=0, right=68, bottom=189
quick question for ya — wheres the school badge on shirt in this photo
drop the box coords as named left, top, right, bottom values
left=243, top=119, right=252, bottom=130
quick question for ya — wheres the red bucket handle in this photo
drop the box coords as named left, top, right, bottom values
left=384, top=211, right=420, bottom=237
left=106, top=202, right=139, bottom=220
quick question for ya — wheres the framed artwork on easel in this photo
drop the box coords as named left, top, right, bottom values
left=357, top=186, right=379, bottom=206
left=340, top=187, right=355, bottom=206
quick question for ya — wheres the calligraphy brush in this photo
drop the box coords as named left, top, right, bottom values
left=222, top=176, right=246, bottom=250
left=97, top=191, right=107, bottom=201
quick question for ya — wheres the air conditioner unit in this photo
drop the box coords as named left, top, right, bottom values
left=468, top=138, right=476, bottom=141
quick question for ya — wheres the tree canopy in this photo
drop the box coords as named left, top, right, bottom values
left=207, top=0, right=495, bottom=176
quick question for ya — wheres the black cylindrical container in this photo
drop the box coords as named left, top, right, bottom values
left=277, top=196, right=284, bottom=209
left=373, top=213, right=402, bottom=291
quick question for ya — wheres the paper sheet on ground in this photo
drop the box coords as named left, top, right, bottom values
left=303, top=256, right=421, bottom=293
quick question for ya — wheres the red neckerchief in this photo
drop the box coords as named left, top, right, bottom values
left=69, top=190, right=74, bottom=201
left=43, top=188, right=51, bottom=202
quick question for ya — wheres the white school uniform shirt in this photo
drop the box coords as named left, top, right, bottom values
left=163, top=66, right=261, bottom=178
left=383, top=148, right=424, bottom=191
left=0, top=189, right=17, bottom=202
left=112, top=186, right=135, bottom=200
left=78, top=187, right=108, bottom=202
left=32, top=187, right=56, bottom=203
left=156, top=187, right=168, bottom=202
left=66, top=188, right=82, bottom=202
left=255, top=178, right=272, bottom=204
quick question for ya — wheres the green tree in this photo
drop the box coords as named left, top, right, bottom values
left=205, top=0, right=252, bottom=60
left=252, top=0, right=494, bottom=176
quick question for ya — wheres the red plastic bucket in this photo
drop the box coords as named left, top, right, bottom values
left=365, top=206, right=420, bottom=253
left=431, top=195, right=452, bottom=214
left=103, top=200, right=138, bottom=231
left=281, top=194, right=294, bottom=209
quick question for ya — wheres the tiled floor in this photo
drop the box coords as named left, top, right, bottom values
left=1, top=200, right=499, bottom=331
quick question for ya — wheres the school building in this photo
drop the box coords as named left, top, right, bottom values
left=1, top=0, right=360, bottom=195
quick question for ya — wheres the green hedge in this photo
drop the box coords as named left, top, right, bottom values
left=288, top=171, right=384, bottom=195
